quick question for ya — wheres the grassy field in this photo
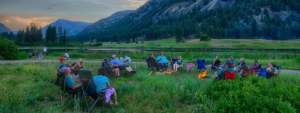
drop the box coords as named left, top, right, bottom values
left=101, top=38, right=300, bottom=50
left=0, top=62, right=299, bottom=112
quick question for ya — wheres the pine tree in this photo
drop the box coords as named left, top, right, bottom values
left=58, top=26, right=63, bottom=42
left=175, top=28, right=182, bottom=43
left=25, top=26, right=30, bottom=42
left=46, top=25, right=51, bottom=42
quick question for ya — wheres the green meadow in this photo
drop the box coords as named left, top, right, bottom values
left=101, top=38, right=300, bottom=50
left=0, top=62, right=299, bottom=112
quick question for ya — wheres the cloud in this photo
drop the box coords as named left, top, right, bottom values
left=47, top=7, right=52, bottom=10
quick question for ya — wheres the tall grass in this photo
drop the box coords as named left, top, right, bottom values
left=0, top=63, right=299, bottom=112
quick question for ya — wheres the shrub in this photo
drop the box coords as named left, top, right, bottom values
left=200, top=34, right=211, bottom=41
left=18, top=52, right=28, bottom=60
left=0, top=36, right=19, bottom=60
left=0, top=55, right=3, bottom=60
left=136, top=41, right=138, bottom=44
left=295, top=58, right=300, bottom=63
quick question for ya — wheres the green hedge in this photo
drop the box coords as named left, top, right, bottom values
left=0, top=37, right=19, bottom=60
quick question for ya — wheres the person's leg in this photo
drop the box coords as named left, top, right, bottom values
left=164, top=63, right=169, bottom=69
left=112, top=69, right=117, bottom=76
left=113, top=90, right=118, bottom=104
left=173, top=64, right=176, bottom=71
left=159, top=63, right=164, bottom=70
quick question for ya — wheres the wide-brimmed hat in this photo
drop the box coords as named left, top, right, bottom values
left=254, top=60, right=258, bottom=63
left=225, top=62, right=233, bottom=68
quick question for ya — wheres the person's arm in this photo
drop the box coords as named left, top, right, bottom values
left=74, top=80, right=80, bottom=83
left=156, top=57, right=160, bottom=61
left=71, top=82, right=82, bottom=90
left=274, top=69, right=279, bottom=75
left=240, top=70, right=243, bottom=78
left=106, top=83, right=110, bottom=88
left=181, top=60, right=184, bottom=67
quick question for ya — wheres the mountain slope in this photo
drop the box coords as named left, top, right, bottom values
left=42, top=19, right=92, bottom=37
left=0, top=23, right=12, bottom=33
left=73, top=0, right=300, bottom=42
left=79, top=10, right=134, bottom=34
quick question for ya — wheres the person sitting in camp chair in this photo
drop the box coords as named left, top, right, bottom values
left=215, top=62, right=236, bottom=80
left=266, top=63, right=278, bottom=79
left=55, top=57, right=68, bottom=85
left=156, top=52, right=169, bottom=70
left=69, top=62, right=81, bottom=80
left=220, top=56, right=235, bottom=69
left=239, top=66, right=250, bottom=78
left=173, top=56, right=184, bottom=72
left=103, top=58, right=120, bottom=77
left=147, top=53, right=160, bottom=71
left=211, top=56, right=221, bottom=75
left=89, top=68, right=119, bottom=105
left=71, top=59, right=84, bottom=70
left=111, top=55, right=136, bottom=75
left=236, top=58, right=247, bottom=72
left=61, top=67, right=82, bottom=92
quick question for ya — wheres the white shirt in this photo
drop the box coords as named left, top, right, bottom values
left=65, top=53, right=69, bottom=57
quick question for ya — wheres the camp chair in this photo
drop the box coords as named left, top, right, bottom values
left=186, top=63, right=193, bottom=73
left=59, top=74, right=81, bottom=108
left=259, top=68, right=267, bottom=78
left=211, top=63, right=221, bottom=73
left=145, top=58, right=154, bottom=71
left=101, top=62, right=115, bottom=76
left=171, top=58, right=178, bottom=68
left=196, top=59, right=207, bottom=72
left=225, top=71, right=236, bottom=81
left=274, top=65, right=281, bottom=76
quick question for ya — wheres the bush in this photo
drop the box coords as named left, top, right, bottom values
left=136, top=41, right=138, bottom=44
left=0, top=36, right=19, bottom=60
left=200, top=34, right=211, bottom=41
left=0, top=56, right=3, bottom=60
left=295, top=58, right=300, bottom=63
left=18, top=51, right=28, bottom=60
left=206, top=76, right=300, bottom=112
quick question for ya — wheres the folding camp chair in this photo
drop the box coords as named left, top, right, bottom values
left=259, top=68, right=267, bottom=78
left=211, top=63, right=221, bottom=73
left=145, top=58, right=154, bottom=71
left=59, top=75, right=80, bottom=108
left=101, top=62, right=115, bottom=76
left=186, top=63, right=193, bottom=73
left=196, top=59, right=207, bottom=72
left=171, top=58, right=178, bottom=68
left=225, top=71, right=236, bottom=81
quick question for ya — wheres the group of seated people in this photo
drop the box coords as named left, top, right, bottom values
left=102, top=55, right=136, bottom=77
left=57, top=57, right=119, bottom=106
left=147, top=52, right=184, bottom=72
left=212, top=56, right=279, bottom=79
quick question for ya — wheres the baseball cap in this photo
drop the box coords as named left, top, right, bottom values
left=254, top=60, right=258, bottom=63
left=112, top=55, right=116, bottom=57
left=60, top=57, right=65, bottom=61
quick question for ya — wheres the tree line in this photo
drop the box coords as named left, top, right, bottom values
left=71, top=0, right=300, bottom=43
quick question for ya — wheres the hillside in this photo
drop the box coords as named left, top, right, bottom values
left=72, top=0, right=300, bottom=42
left=42, top=19, right=92, bottom=37
left=0, top=23, right=11, bottom=33
left=79, top=10, right=134, bottom=34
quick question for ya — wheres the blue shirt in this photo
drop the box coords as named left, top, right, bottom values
left=93, top=75, right=109, bottom=93
left=65, top=76, right=80, bottom=92
left=111, top=59, right=122, bottom=66
left=237, top=62, right=247, bottom=67
left=156, top=56, right=168, bottom=63
left=225, top=60, right=235, bottom=65
left=87, top=81, right=96, bottom=94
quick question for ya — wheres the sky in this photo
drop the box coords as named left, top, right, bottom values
left=0, top=0, right=147, bottom=31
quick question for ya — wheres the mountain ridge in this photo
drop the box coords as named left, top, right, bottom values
left=0, top=23, right=12, bottom=33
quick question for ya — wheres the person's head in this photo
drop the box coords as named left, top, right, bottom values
left=268, top=63, right=274, bottom=67
left=112, top=55, right=116, bottom=60
left=97, top=67, right=106, bottom=75
left=104, top=58, right=110, bottom=64
left=78, top=59, right=83, bottom=65
left=60, top=57, right=66, bottom=64
left=149, top=53, right=153, bottom=58
left=178, top=56, right=182, bottom=60
left=73, top=63, right=81, bottom=70
left=216, top=56, right=219, bottom=60
left=225, top=62, right=233, bottom=69
left=241, top=66, right=249, bottom=72
left=240, top=58, right=245, bottom=63
left=65, top=51, right=67, bottom=53
left=228, top=56, right=233, bottom=61
left=160, top=52, right=164, bottom=56
left=61, top=67, right=71, bottom=75
left=254, top=60, right=258, bottom=65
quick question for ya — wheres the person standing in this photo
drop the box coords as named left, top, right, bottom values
left=38, top=53, right=43, bottom=61
left=156, top=52, right=169, bottom=70
left=29, top=52, right=32, bottom=58
left=65, top=51, right=71, bottom=61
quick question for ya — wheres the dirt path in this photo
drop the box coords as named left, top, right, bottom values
left=1, top=60, right=299, bottom=74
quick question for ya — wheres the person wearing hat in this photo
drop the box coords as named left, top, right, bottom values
left=111, top=55, right=136, bottom=75
left=103, top=58, right=120, bottom=77
left=249, top=60, right=260, bottom=70
left=215, top=62, right=236, bottom=80
left=61, top=67, right=82, bottom=92
left=59, top=57, right=67, bottom=69
left=220, top=56, right=235, bottom=69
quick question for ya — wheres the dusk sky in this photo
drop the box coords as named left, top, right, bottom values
left=0, top=0, right=147, bottom=31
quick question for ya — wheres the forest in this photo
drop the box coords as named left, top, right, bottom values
left=71, top=0, right=300, bottom=42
